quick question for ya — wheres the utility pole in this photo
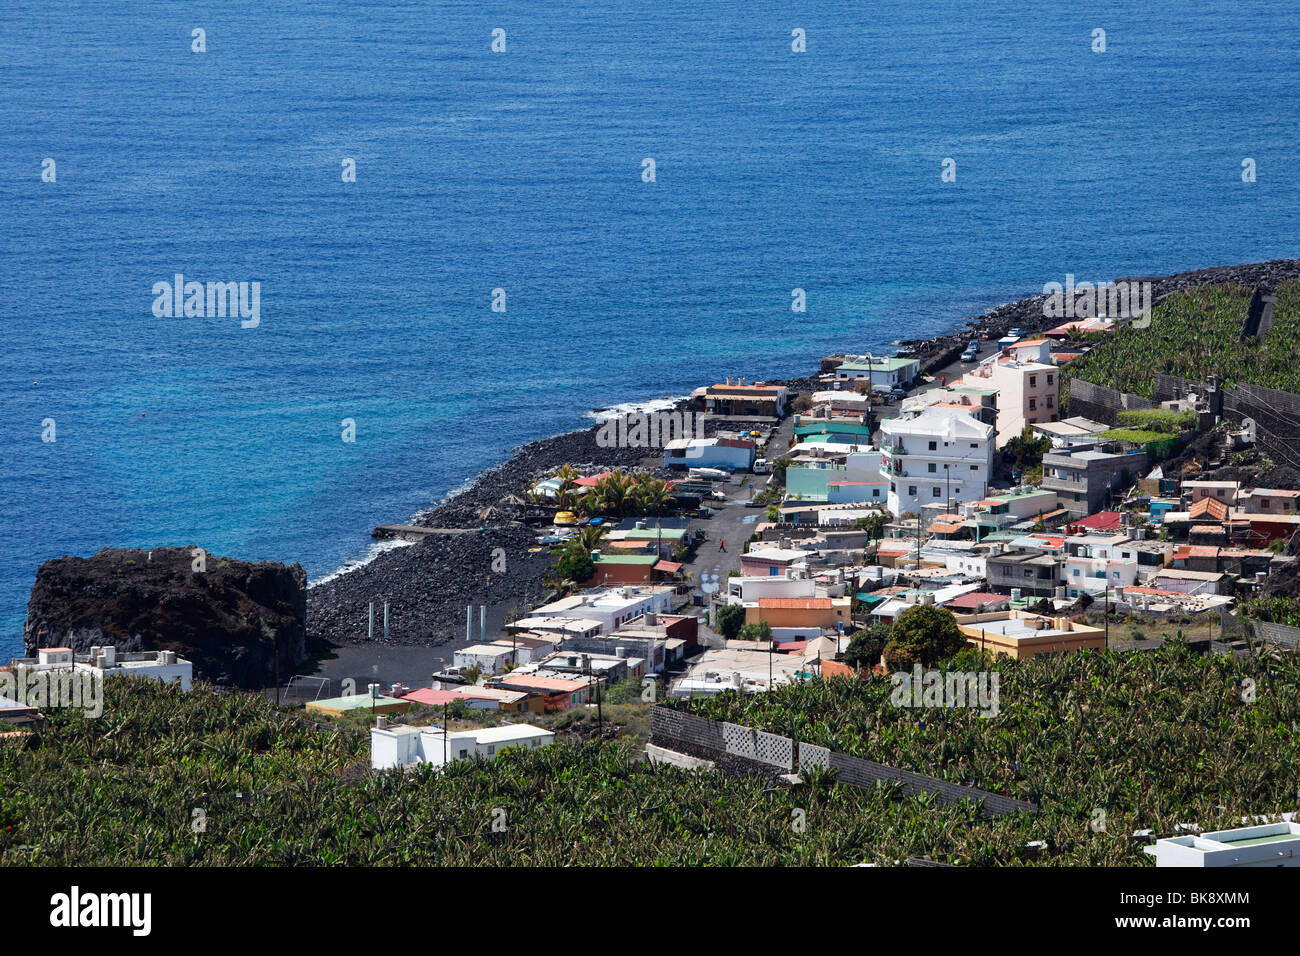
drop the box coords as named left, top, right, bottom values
left=1104, top=585, right=1109, bottom=649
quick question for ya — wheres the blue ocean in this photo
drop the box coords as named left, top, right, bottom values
left=2, top=0, right=1298, bottom=659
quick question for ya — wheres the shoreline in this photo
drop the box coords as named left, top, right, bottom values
left=305, top=257, right=1300, bottom=653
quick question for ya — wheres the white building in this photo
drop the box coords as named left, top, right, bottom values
left=15, top=645, right=193, bottom=691
left=1031, top=416, right=1109, bottom=449
left=1063, top=531, right=1137, bottom=597
left=880, top=409, right=995, bottom=518
left=725, top=573, right=816, bottom=606
left=663, top=437, right=755, bottom=471
left=520, top=586, right=677, bottom=635
left=833, top=356, right=920, bottom=391
left=452, top=644, right=518, bottom=676
left=370, top=719, right=555, bottom=771
left=1144, top=821, right=1300, bottom=867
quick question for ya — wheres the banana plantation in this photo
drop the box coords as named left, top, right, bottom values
left=2, top=639, right=1296, bottom=866
left=1061, top=280, right=1300, bottom=403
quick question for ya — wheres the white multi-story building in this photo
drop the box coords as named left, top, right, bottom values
left=960, top=356, right=1060, bottom=447
left=1062, top=531, right=1137, bottom=597
left=880, top=409, right=995, bottom=518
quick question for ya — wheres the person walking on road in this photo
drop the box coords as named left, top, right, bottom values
left=718, top=538, right=726, bottom=552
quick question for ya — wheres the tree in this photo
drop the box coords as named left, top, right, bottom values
left=843, top=623, right=889, bottom=672
left=715, top=604, right=745, bottom=641
left=766, top=505, right=782, bottom=523
left=882, top=604, right=965, bottom=669
left=629, top=474, right=674, bottom=515
left=555, top=544, right=595, bottom=585
left=575, top=525, right=608, bottom=553
left=1003, top=425, right=1051, bottom=476
left=737, top=621, right=773, bottom=643
left=854, top=512, right=887, bottom=541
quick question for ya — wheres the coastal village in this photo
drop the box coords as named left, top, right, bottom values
left=9, top=269, right=1300, bottom=867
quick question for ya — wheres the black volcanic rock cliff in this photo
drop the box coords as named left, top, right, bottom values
left=22, top=547, right=309, bottom=688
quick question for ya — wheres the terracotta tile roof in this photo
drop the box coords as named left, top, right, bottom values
left=1190, top=498, right=1228, bottom=520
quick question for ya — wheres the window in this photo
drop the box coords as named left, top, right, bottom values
left=1029, top=399, right=1037, bottom=410
left=1262, top=499, right=1270, bottom=509
left=1046, top=396, right=1054, bottom=408
left=1072, top=569, right=1080, bottom=577
left=770, top=566, right=778, bottom=576
left=933, top=487, right=941, bottom=497
left=1029, top=375, right=1037, bottom=387
left=1024, top=568, right=1033, bottom=577
left=928, top=441, right=937, bottom=451
left=908, top=485, right=917, bottom=496
left=970, top=464, right=978, bottom=471
left=928, top=463, right=936, bottom=473
left=1047, top=373, right=1054, bottom=385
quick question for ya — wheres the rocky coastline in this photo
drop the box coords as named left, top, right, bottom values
left=305, top=257, right=1300, bottom=650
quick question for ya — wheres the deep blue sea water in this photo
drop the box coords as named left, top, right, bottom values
left=3, top=0, right=1299, bottom=658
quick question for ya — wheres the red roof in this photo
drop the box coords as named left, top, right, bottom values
left=1070, top=511, right=1124, bottom=531
left=778, top=641, right=810, bottom=654
left=402, top=688, right=470, bottom=707
left=758, top=597, right=833, bottom=609
left=653, top=559, right=683, bottom=573
left=574, top=471, right=614, bottom=487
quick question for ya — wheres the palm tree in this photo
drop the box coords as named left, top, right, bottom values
left=590, top=472, right=633, bottom=516
left=630, top=476, right=674, bottom=515
left=766, top=504, right=782, bottom=523
left=575, top=524, right=608, bottom=553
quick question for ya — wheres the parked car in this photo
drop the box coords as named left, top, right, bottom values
left=961, top=347, right=978, bottom=362
left=752, top=457, right=769, bottom=474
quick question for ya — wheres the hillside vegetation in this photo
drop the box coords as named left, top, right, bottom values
left=669, top=640, right=1300, bottom=860
left=3, top=642, right=1298, bottom=866
left=1062, top=280, right=1300, bottom=403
